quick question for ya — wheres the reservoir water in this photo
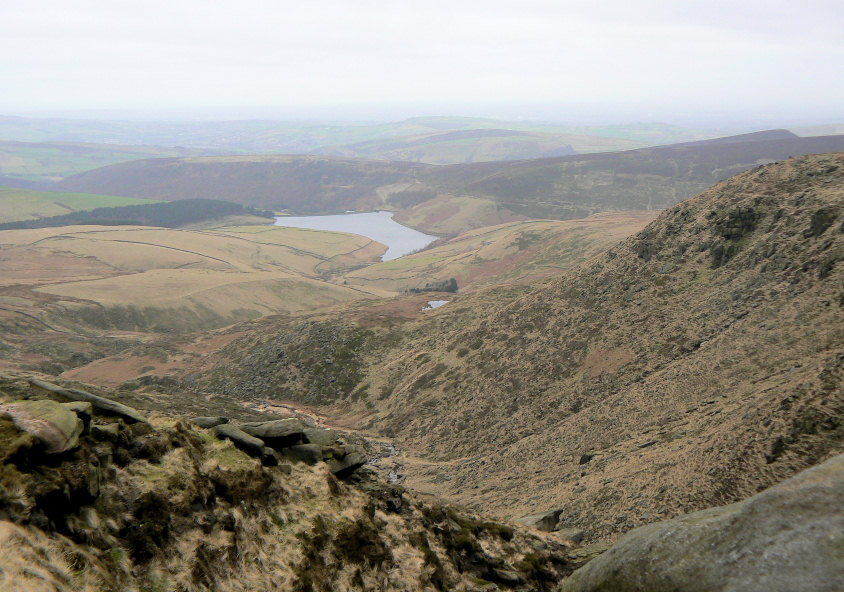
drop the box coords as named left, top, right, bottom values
left=274, top=211, right=437, bottom=261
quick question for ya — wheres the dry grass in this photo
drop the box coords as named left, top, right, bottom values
left=348, top=212, right=659, bottom=293
left=0, top=224, right=386, bottom=333
left=193, top=153, right=844, bottom=544
left=0, top=387, right=573, bottom=591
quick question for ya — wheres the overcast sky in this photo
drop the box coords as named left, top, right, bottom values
left=1, top=0, right=842, bottom=125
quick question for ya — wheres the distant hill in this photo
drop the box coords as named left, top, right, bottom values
left=57, top=132, right=844, bottom=230
left=0, top=140, right=202, bottom=186
left=419, top=132, right=844, bottom=219
left=0, top=114, right=718, bottom=154
left=193, top=153, right=844, bottom=542
left=315, top=128, right=581, bottom=164
left=57, top=155, right=428, bottom=214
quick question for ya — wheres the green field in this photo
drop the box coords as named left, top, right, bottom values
left=0, top=186, right=162, bottom=223
left=0, top=140, right=195, bottom=183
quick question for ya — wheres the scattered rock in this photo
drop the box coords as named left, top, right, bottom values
left=561, top=454, right=844, bottom=592
left=239, top=418, right=304, bottom=449
left=191, top=416, right=229, bottom=429
left=638, top=440, right=658, bottom=448
left=516, top=508, right=564, bottom=532
left=578, top=453, right=594, bottom=465
left=29, top=378, right=147, bottom=424
left=0, top=400, right=84, bottom=454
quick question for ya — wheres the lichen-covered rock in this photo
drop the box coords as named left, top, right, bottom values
left=561, top=454, right=844, bottom=592
left=239, top=418, right=304, bottom=449
left=61, top=401, right=93, bottom=433
left=28, top=378, right=147, bottom=424
left=190, top=416, right=229, bottom=429
left=0, top=416, right=39, bottom=462
left=303, top=427, right=338, bottom=446
left=327, top=445, right=367, bottom=478
left=517, top=508, right=563, bottom=532
left=212, top=424, right=266, bottom=458
left=0, top=400, right=84, bottom=454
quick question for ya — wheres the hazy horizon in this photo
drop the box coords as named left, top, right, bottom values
left=2, top=1, right=842, bottom=130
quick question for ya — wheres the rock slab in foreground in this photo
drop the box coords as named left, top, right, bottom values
left=29, top=378, right=148, bottom=424
left=0, top=400, right=84, bottom=454
left=561, top=453, right=844, bottom=592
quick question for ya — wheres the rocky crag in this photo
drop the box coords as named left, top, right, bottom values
left=0, top=374, right=578, bottom=592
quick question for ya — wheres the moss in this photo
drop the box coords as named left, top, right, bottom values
left=515, top=552, right=555, bottom=581
left=484, top=521, right=515, bottom=542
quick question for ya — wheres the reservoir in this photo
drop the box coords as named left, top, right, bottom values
left=274, top=211, right=437, bottom=261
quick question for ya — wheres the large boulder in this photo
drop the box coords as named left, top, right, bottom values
left=561, top=454, right=844, bottom=592
left=29, top=378, right=147, bottom=424
left=212, top=424, right=265, bottom=458
left=191, top=416, right=229, bottom=429
left=303, top=427, right=338, bottom=446
left=239, top=418, right=304, bottom=449
left=517, top=508, right=564, bottom=532
left=326, top=444, right=367, bottom=478
left=0, top=400, right=84, bottom=454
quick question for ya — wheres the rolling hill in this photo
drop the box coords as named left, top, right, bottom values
left=182, top=153, right=844, bottom=543
left=55, top=132, right=844, bottom=234
left=316, top=129, right=581, bottom=164
left=0, top=114, right=716, bottom=155
left=0, top=140, right=201, bottom=186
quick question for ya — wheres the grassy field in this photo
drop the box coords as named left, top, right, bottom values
left=0, top=140, right=195, bottom=184
left=347, top=212, right=660, bottom=293
left=0, top=185, right=162, bottom=223
left=0, top=224, right=389, bottom=333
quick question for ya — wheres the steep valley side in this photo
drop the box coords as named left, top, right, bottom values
left=191, top=153, right=844, bottom=542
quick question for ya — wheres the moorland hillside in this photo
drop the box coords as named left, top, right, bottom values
left=56, top=133, right=844, bottom=234
left=193, top=153, right=844, bottom=541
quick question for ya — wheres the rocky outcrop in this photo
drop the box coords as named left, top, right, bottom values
left=326, top=444, right=367, bottom=478
left=561, top=454, right=844, bottom=592
left=212, top=424, right=278, bottom=466
left=28, top=378, right=147, bottom=424
left=0, top=400, right=84, bottom=454
left=190, top=416, right=229, bottom=428
left=239, top=418, right=304, bottom=448
left=201, top=416, right=369, bottom=476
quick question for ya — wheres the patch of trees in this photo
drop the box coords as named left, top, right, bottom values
left=406, top=278, right=459, bottom=294
left=0, top=199, right=275, bottom=230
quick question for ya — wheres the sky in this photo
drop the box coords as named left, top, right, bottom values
left=1, top=0, right=843, bottom=126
